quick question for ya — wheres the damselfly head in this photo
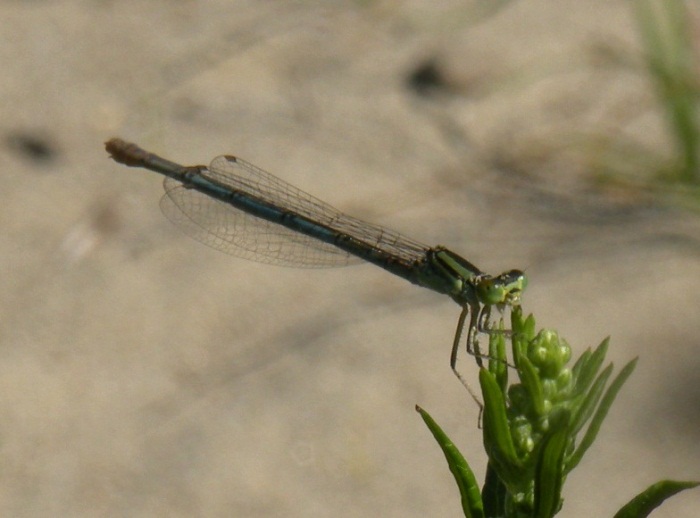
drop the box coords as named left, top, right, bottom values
left=476, top=270, right=527, bottom=306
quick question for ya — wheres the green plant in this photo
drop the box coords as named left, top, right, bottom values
left=591, top=0, right=700, bottom=210
left=635, top=0, right=700, bottom=186
left=417, top=307, right=698, bottom=517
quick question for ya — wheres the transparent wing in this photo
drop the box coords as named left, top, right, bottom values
left=160, top=181, right=359, bottom=267
left=159, top=154, right=429, bottom=268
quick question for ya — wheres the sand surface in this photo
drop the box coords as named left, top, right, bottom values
left=1, top=1, right=699, bottom=516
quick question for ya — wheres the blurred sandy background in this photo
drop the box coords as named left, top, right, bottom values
left=2, top=1, right=699, bottom=516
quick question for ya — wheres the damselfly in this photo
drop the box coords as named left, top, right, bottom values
left=105, top=138, right=526, bottom=375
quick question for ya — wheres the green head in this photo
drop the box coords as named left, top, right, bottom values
left=476, top=270, right=528, bottom=306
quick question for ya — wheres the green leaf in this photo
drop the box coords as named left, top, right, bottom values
left=613, top=479, right=699, bottom=518
left=567, top=359, right=637, bottom=473
left=573, top=338, right=609, bottom=395
left=416, top=405, right=484, bottom=518
left=482, top=462, right=508, bottom=518
left=570, top=347, right=592, bottom=382
left=480, top=369, right=523, bottom=486
left=512, top=311, right=536, bottom=368
left=510, top=305, right=527, bottom=337
left=534, top=429, right=568, bottom=518
left=569, top=364, right=613, bottom=438
left=518, top=355, right=546, bottom=417
left=489, top=319, right=509, bottom=393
